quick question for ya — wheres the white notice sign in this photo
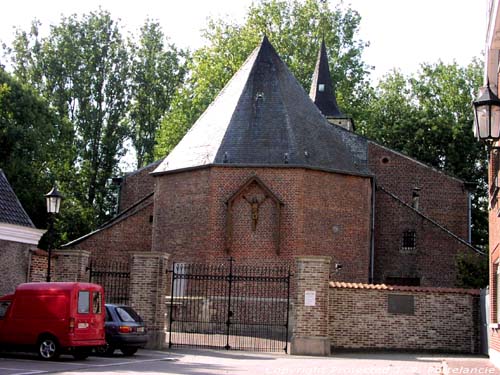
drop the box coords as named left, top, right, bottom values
left=304, top=290, right=316, bottom=306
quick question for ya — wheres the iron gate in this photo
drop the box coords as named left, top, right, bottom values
left=88, top=259, right=130, bottom=305
left=168, top=258, right=291, bottom=352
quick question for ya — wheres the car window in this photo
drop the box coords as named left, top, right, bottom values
left=116, top=306, right=142, bottom=322
left=0, top=301, right=10, bottom=318
left=78, top=291, right=90, bottom=313
left=105, top=306, right=111, bottom=322
left=92, top=292, right=101, bottom=314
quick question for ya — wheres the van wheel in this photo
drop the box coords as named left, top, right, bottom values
left=120, top=347, right=138, bottom=356
left=38, top=336, right=60, bottom=360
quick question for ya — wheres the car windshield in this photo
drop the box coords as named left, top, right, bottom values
left=115, top=306, right=142, bottom=323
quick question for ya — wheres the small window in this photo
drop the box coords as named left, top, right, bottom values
left=0, top=301, right=11, bottom=318
left=401, top=230, right=416, bottom=252
left=78, top=291, right=90, bottom=314
left=92, top=291, right=102, bottom=314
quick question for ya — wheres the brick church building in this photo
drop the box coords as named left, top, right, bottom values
left=65, top=37, right=478, bottom=287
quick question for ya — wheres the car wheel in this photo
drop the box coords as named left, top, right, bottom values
left=38, top=336, right=60, bottom=360
left=120, top=347, right=138, bottom=356
left=73, top=348, right=90, bottom=360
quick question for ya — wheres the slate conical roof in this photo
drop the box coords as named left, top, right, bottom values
left=309, top=40, right=345, bottom=118
left=153, top=37, right=366, bottom=176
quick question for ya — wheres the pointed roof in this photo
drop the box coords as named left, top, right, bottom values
left=309, top=40, right=346, bottom=118
left=154, top=37, right=366, bottom=176
left=0, top=169, right=35, bottom=227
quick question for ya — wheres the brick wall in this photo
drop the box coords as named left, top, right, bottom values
left=68, top=197, right=153, bottom=260
left=0, top=239, right=31, bottom=295
left=369, top=143, right=471, bottom=287
left=329, top=283, right=480, bottom=353
left=292, top=256, right=331, bottom=355
left=153, top=166, right=371, bottom=282
left=119, top=161, right=160, bottom=212
left=129, top=252, right=169, bottom=349
left=369, top=143, right=469, bottom=238
left=28, top=249, right=52, bottom=282
left=52, top=249, right=90, bottom=282
left=488, top=151, right=500, bottom=354
left=372, top=188, right=473, bottom=287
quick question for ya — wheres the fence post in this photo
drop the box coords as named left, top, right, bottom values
left=52, top=249, right=91, bottom=282
left=129, top=252, right=170, bottom=349
left=291, top=256, right=331, bottom=356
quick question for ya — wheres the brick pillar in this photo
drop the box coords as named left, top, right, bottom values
left=52, top=249, right=90, bottom=281
left=129, top=252, right=169, bottom=349
left=291, top=256, right=331, bottom=356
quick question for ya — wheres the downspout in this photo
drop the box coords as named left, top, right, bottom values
left=468, top=191, right=472, bottom=243
left=369, top=176, right=376, bottom=283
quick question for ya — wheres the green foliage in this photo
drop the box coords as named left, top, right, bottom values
left=456, top=252, right=488, bottom=289
left=7, top=10, right=130, bottom=226
left=129, top=20, right=187, bottom=168
left=358, top=60, right=488, bottom=249
left=0, top=68, right=58, bottom=226
left=155, top=0, right=371, bottom=156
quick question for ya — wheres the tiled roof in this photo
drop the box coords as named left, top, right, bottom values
left=153, top=36, right=368, bottom=176
left=0, top=169, right=34, bottom=227
left=330, top=281, right=480, bottom=296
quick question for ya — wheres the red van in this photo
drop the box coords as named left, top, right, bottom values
left=0, top=282, right=105, bottom=360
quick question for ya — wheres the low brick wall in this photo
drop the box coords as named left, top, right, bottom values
left=329, top=283, right=480, bottom=354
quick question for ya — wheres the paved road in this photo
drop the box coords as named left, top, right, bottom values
left=0, top=349, right=498, bottom=375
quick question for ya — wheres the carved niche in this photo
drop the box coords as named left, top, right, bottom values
left=225, top=176, right=283, bottom=255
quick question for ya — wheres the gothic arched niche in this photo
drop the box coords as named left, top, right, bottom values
left=225, top=176, right=283, bottom=255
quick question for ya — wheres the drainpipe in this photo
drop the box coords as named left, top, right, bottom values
left=369, top=177, right=375, bottom=283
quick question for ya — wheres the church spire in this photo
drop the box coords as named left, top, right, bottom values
left=310, top=40, right=354, bottom=131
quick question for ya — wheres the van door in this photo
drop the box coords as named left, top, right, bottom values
left=74, top=289, right=104, bottom=342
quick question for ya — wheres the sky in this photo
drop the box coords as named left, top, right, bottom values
left=0, top=0, right=488, bottom=81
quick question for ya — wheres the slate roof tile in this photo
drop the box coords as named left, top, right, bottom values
left=0, top=169, right=35, bottom=227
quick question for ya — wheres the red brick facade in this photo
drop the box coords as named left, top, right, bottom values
left=152, top=166, right=372, bottom=282
left=67, top=196, right=154, bottom=261
left=67, top=145, right=473, bottom=288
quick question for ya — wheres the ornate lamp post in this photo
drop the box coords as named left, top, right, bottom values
left=473, top=82, right=500, bottom=150
left=45, top=186, right=63, bottom=282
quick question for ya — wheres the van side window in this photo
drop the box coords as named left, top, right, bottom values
left=92, top=292, right=101, bottom=314
left=0, top=301, right=11, bottom=318
left=78, top=291, right=90, bottom=314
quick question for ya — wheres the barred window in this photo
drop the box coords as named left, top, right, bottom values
left=401, top=230, right=416, bottom=252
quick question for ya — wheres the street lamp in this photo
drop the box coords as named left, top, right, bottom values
left=473, top=82, right=500, bottom=150
left=45, top=186, right=63, bottom=282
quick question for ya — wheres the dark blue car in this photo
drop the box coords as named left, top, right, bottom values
left=96, top=304, right=148, bottom=356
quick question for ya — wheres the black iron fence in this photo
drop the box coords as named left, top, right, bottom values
left=88, top=259, right=130, bottom=305
left=168, top=258, right=291, bottom=352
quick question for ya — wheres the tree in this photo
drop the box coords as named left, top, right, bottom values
left=6, top=9, right=130, bottom=224
left=129, top=20, right=186, bottom=168
left=358, top=59, right=488, bottom=249
left=155, top=0, right=371, bottom=156
left=0, top=67, right=59, bottom=227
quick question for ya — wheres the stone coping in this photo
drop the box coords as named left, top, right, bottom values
left=330, top=281, right=480, bottom=296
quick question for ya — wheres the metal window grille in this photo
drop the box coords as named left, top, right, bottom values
left=401, top=230, right=416, bottom=252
